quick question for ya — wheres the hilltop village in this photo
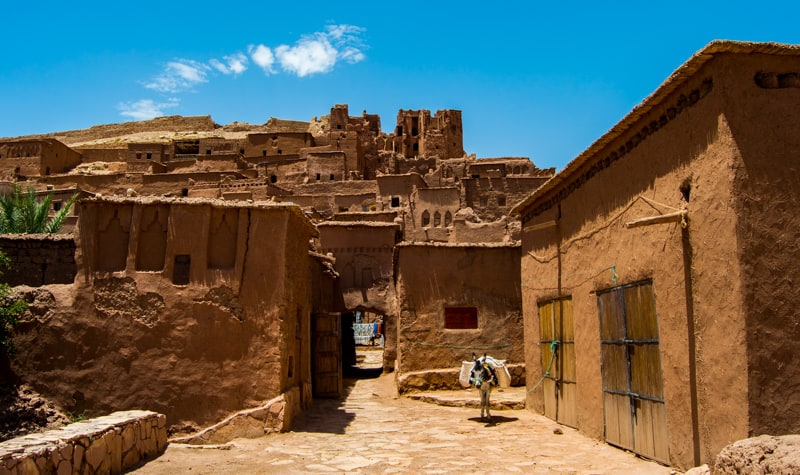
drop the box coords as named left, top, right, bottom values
left=1, top=41, right=800, bottom=473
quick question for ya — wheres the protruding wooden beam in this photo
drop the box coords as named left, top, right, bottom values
left=625, top=210, right=687, bottom=228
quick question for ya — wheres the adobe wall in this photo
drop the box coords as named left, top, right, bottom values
left=74, top=147, right=127, bottom=163
left=306, top=153, right=346, bottom=182
left=719, top=53, right=800, bottom=437
left=331, top=211, right=397, bottom=223
left=0, top=234, right=77, bottom=286
left=450, top=217, right=511, bottom=243
left=406, top=187, right=459, bottom=242
left=0, top=156, right=38, bottom=179
left=198, top=137, right=245, bottom=155
left=244, top=132, right=314, bottom=159
left=8, top=198, right=316, bottom=431
left=376, top=173, right=427, bottom=211
left=394, top=243, right=523, bottom=376
left=36, top=173, right=131, bottom=193
left=333, top=193, right=377, bottom=213
left=40, top=139, right=82, bottom=175
left=260, top=158, right=311, bottom=185
left=463, top=176, right=550, bottom=221
left=127, top=143, right=168, bottom=167
left=518, top=62, right=747, bottom=469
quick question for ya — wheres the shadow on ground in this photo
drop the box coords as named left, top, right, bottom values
left=467, top=415, right=519, bottom=427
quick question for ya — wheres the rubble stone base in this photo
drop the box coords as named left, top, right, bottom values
left=0, top=410, right=167, bottom=475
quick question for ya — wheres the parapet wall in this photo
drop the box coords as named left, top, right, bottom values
left=0, top=234, right=77, bottom=287
left=0, top=410, right=167, bottom=474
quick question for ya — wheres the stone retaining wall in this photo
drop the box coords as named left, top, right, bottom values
left=0, top=410, right=166, bottom=474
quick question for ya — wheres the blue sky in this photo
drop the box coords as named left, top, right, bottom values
left=1, top=1, right=798, bottom=171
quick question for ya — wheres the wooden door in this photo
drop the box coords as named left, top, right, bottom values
left=597, top=281, right=669, bottom=463
left=538, top=298, right=577, bottom=427
left=312, top=312, right=342, bottom=398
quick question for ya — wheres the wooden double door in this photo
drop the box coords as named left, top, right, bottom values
left=597, top=281, right=669, bottom=463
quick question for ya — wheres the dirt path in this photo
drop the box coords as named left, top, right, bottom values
left=132, top=357, right=676, bottom=474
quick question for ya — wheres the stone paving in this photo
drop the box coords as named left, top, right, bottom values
left=133, top=350, right=677, bottom=474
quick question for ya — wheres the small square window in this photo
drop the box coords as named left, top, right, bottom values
left=391, top=196, right=400, bottom=208
left=444, top=307, right=478, bottom=329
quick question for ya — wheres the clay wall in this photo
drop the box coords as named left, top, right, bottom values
left=199, top=138, right=245, bottom=156
left=127, top=143, right=167, bottom=172
left=74, top=147, right=127, bottom=162
left=0, top=234, right=77, bottom=286
left=463, top=176, right=550, bottom=221
left=39, top=139, right=82, bottom=175
left=290, top=179, right=377, bottom=196
left=260, top=158, right=310, bottom=185
left=717, top=53, right=800, bottom=439
left=331, top=210, right=397, bottom=223
left=390, top=156, right=438, bottom=176
left=306, top=152, right=346, bottom=182
left=244, top=132, right=314, bottom=160
left=394, top=243, right=523, bottom=375
left=141, top=171, right=244, bottom=186
left=376, top=173, right=427, bottom=211
left=517, top=57, right=746, bottom=469
left=9, top=198, right=317, bottom=430
left=332, top=193, right=377, bottom=213
left=407, top=187, right=459, bottom=242
left=0, top=156, right=38, bottom=179
left=450, top=218, right=510, bottom=243
left=194, top=154, right=242, bottom=172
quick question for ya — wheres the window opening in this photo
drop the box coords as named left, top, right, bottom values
left=421, top=210, right=430, bottom=227
left=390, top=196, right=400, bottom=208
left=172, top=255, right=191, bottom=285
left=444, top=307, right=478, bottom=329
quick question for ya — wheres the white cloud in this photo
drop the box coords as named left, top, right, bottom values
left=275, top=35, right=338, bottom=77
left=145, top=60, right=210, bottom=93
left=248, top=44, right=276, bottom=74
left=118, top=98, right=180, bottom=120
left=210, top=53, right=248, bottom=75
left=125, top=24, right=366, bottom=116
left=274, top=24, right=366, bottom=77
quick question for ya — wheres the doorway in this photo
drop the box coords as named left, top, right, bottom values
left=538, top=297, right=577, bottom=427
left=596, top=280, right=669, bottom=463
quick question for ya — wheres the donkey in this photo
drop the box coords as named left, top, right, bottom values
left=469, top=353, right=499, bottom=421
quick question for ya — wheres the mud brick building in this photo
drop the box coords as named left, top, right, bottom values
left=513, top=41, right=800, bottom=469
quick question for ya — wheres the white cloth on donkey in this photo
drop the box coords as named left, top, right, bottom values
left=459, top=356, right=512, bottom=388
